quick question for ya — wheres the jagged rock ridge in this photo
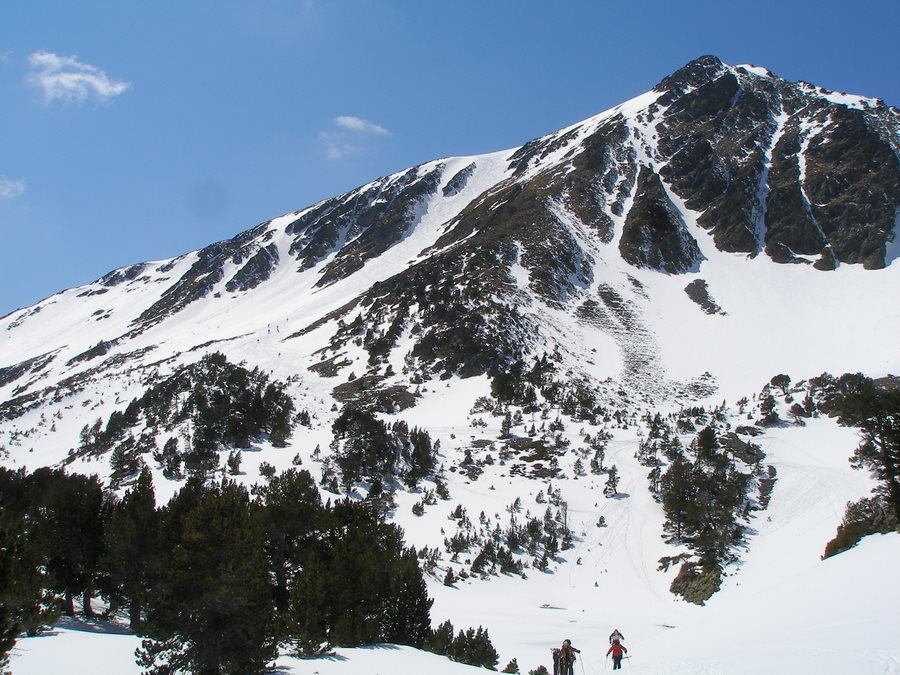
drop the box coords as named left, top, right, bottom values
left=1, top=55, right=898, bottom=425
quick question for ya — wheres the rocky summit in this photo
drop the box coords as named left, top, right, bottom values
left=2, top=55, right=897, bottom=423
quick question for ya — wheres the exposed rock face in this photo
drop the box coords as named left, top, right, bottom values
left=653, top=56, right=899, bottom=270
left=620, top=168, right=702, bottom=273
left=2, top=55, right=896, bottom=414
left=765, top=129, right=826, bottom=264
left=658, top=62, right=778, bottom=255
left=287, top=164, right=444, bottom=286
left=99, top=263, right=147, bottom=288
left=684, top=279, right=726, bottom=315
left=122, top=55, right=898, bottom=335
left=442, top=162, right=476, bottom=197
left=225, top=244, right=280, bottom=293
left=802, top=106, right=899, bottom=268
left=136, top=222, right=273, bottom=326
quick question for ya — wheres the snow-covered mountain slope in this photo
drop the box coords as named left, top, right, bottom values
left=3, top=55, right=900, bottom=675
left=2, top=57, right=897, bottom=422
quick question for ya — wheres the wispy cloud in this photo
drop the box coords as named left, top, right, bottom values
left=321, top=132, right=359, bottom=160
left=322, top=116, right=391, bottom=160
left=0, top=176, right=26, bottom=200
left=333, top=115, right=391, bottom=136
left=26, top=51, right=130, bottom=104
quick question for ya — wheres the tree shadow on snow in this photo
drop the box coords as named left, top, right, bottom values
left=51, top=615, right=132, bottom=636
left=286, top=651, right=350, bottom=663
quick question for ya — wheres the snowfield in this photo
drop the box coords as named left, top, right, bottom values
left=9, top=409, right=900, bottom=674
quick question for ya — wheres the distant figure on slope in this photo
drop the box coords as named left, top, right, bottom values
left=551, top=647, right=561, bottom=675
left=607, top=638, right=628, bottom=670
left=608, top=628, right=624, bottom=645
left=558, top=639, right=581, bottom=675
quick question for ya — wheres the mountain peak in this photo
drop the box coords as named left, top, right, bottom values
left=1, top=56, right=897, bottom=435
left=654, top=54, right=728, bottom=93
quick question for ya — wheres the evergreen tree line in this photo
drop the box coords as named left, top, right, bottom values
left=745, top=371, right=899, bottom=554
left=426, top=619, right=499, bottom=669
left=328, top=405, right=436, bottom=491
left=811, top=373, right=900, bottom=556
left=648, top=371, right=900, bottom=599
left=658, top=426, right=753, bottom=561
left=650, top=422, right=763, bottom=604
left=489, top=352, right=610, bottom=424
left=440, top=498, right=572, bottom=580
left=0, top=465, right=500, bottom=674
left=76, top=353, right=295, bottom=483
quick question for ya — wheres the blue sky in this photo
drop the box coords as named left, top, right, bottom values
left=1, top=0, right=898, bottom=317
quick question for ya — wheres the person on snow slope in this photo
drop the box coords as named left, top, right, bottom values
left=607, top=638, right=628, bottom=670
left=558, top=639, right=581, bottom=675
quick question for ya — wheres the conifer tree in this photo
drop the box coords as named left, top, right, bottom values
left=325, top=502, right=409, bottom=647
left=770, top=374, right=791, bottom=395
left=427, top=619, right=455, bottom=656
left=659, top=454, right=694, bottom=540
left=757, top=391, right=779, bottom=426
left=501, top=411, right=512, bottom=438
left=28, top=469, right=106, bottom=616
left=100, top=466, right=158, bottom=630
left=282, top=499, right=433, bottom=651
left=472, top=626, right=500, bottom=670
left=829, top=376, right=900, bottom=520
left=227, top=450, right=242, bottom=475
left=138, top=479, right=276, bottom=674
left=604, top=465, right=619, bottom=497
left=0, top=469, right=60, bottom=670
left=254, top=469, right=321, bottom=613
left=381, top=548, right=433, bottom=647
left=449, top=626, right=499, bottom=669
left=503, top=657, right=521, bottom=673
left=284, top=552, right=330, bottom=655
left=450, top=628, right=475, bottom=664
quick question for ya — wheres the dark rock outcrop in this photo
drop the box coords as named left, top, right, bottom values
left=620, top=168, right=702, bottom=273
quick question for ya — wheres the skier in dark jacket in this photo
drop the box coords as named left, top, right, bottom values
left=558, top=639, right=581, bottom=675
left=608, top=628, right=624, bottom=644
left=607, top=638, right=628, bottom=670
left=551, top=647, right=561, bottom=675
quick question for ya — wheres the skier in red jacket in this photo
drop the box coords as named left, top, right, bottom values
left=607, top=638, right=628, bottom=670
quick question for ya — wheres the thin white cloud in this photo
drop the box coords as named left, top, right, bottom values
left=26, top=50, right=130, bottom=104
left=0, top=176, right=26, bottom=199
left=333, top=115, right=391, bottom=136
left=320, top=131, right=359, bottom=160
left=322, top=116, right=391, bottom=160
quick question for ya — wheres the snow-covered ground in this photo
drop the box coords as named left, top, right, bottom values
left=9, top=403, right=900, bottom=674
left=5, top=206, right=899, bottom=675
